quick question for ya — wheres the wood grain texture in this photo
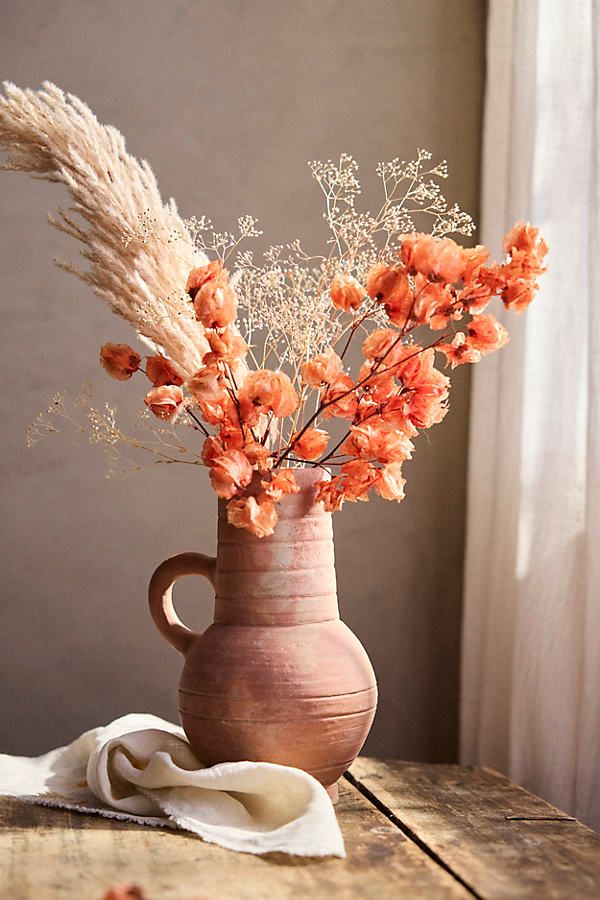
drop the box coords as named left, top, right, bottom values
left=0, top=779, right=468, bottom=900
left=350, top=758, right=600, bottom=900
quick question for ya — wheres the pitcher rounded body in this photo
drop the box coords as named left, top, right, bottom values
left=149, top=469, right=377, bottom=797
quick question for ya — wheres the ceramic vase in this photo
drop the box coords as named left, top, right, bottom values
left=148, top=468, right=377, bottom=800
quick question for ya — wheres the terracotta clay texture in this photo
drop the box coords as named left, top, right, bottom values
left=149, top=468, right=377, bottom=795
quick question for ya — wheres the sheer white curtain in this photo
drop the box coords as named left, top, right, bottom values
left=461, top=0, right=599, bottom=829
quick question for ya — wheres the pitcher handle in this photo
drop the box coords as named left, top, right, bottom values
left=149, top=552, right=217, bottom=655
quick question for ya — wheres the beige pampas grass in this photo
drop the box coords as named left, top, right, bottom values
left=0, top=81, right=208, bottom=377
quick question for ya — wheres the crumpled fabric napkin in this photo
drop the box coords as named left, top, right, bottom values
left=0, top=713, right=345, bottom=858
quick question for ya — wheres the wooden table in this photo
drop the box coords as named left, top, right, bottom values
left=1, top=759, right=599, bottom=899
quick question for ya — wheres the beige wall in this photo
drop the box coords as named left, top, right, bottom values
left=0, top=0, right=485, bottom=760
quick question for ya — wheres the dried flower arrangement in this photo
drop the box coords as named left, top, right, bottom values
left=0, top=83, right=548, bottom=537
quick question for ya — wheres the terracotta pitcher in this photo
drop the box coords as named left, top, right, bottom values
left=148, top=468, right=377, bottom=800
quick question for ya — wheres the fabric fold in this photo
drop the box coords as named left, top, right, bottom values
left=0, top=713, right=345, bottom=858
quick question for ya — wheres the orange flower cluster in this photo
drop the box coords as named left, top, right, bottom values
left=100, top=344, right=186, bottom=419
left=186, top=259, right=237, bottom=329
left=98, top=223, right=547, bottom=536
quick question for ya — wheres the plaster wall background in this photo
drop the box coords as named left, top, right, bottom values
left=0, top=0, right=485, bottom=760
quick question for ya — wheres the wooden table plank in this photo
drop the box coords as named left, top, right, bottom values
left=0, top=779, right=469, bottom=900
left=350, top=759, right=600, bottom=900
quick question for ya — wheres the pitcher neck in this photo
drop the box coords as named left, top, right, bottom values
left=214, top=468, right=339, bottom=626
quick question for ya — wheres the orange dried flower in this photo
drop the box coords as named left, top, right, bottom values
left=340, top=459, right=379, bottom=501
left=374, top=463, right=406, bottom=501
left=186, top=259, right=223, bottom=299
left=396, top=346, right=442, bottom=388
left=341, top=423, right=414, bottom=465
left=437, top=332, right=482, bottom=368
left=501, top=279, right=537, bottom=314
left=301, top=350, right=344, bottom=387
left=375, top=349, right=449, bottom=433
left=457, top=281, right=495, bottom=317
left=100, top=343, right=141, bottom=381
left=196, top=395, right=238, bottom=427
left=405, top=386, right=449, bottom=430
left=209, top=449, right=253, bottom=499
left=498, top=222, right=548, bottom=314
left=243, top=440, right=273, bottom=470
left=219, top=423, right=245, bottom=450
left=194, top=275, right=237, bottom=329
left=205, top=328, right=248, bottom=364
left=503, top=222, right=545, bottom=255
left=379, top=395, right=418, bottom=436
left=227, top=495, right=278, bottom=538
left=145, top=354, right=184, bottom=387
left=366, top=263, right=410, bottom=307
left=239, top=369, right=299, bottom=422
left=330, top=273, right=364, bottom=311
left=321, top=373, right=358, bottom=420
left=503, top=252, right=547, bottom=284
left=187, top=365, right=225, bottom=403
left=461, top=245, right=490, bottom=283
left=261, top=469, right=300, bottom=502
left=357, top=361, right=396, bottom=402
left=410, top=276, right=456, bottom=328
left=201, top=435, right=225, bottom=467
left=144, top=385, right=184, bottom=421
left=467, top=313, right=509, bottom=354
left=400, top=233, right=465, bottom=284
left=316, top=476, right=346, bottom=512
left=292, top=427, right=329, bottom=460
left=362, top=329, right=406, bottom=365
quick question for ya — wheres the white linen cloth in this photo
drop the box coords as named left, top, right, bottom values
left=461, top=0, right=600, bottom=829
left=0, top=713, right=345, bottom=858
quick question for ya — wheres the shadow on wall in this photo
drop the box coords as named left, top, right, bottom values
left=0, top=0, right=485, bottom=760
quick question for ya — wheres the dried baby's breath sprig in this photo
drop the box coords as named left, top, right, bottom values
left=229, top=151, right=472, bottom=373
left=28, top=388, right=204, bottom=478
left=375, top=151, right=475, bottom=238
left=313, top=148, right=475, bottom=261
left=182, top=214, right=262, bottom=263
left=88, top=405, right=201, bottom=478
left=26, top=390, right=91, bottom=447
left=236, top=259, right=344, bottom=371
